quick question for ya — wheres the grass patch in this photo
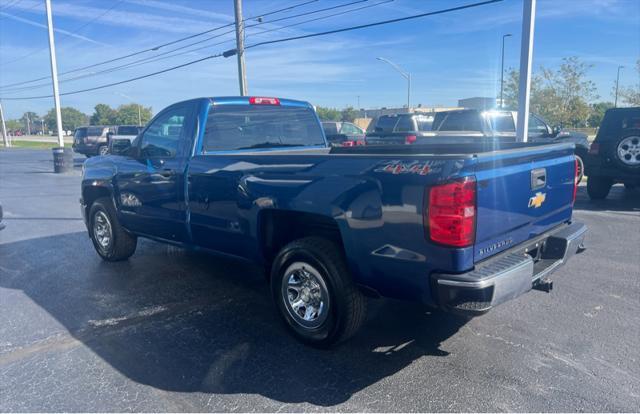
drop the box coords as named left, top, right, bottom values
left=2, top=141, right=59, bottom=149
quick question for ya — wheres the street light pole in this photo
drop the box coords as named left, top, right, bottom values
left=45, top=0, right=64, bottom=148
left=614, top=65, right=624, bottom=107
left=500, top=33, right=512, bottom=108
left=233, top=0, right=248, bottom=96
left=376, top=57, right=411, bottom=110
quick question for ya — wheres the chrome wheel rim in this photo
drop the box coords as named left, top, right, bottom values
left=617, top=136, right=640, bottom=166
left=93, top=211, right=112, bottom=251
left=576, top=155, right=584, bottom=183
left=99, top=146, right=109, bottom=156
left=281, top=262, right=330, bottom=329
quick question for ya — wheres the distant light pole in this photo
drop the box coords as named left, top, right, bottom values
left=500, top=33, right=512, bottom=108
left=614, top=65, right=624, bottom=107
left=376, top=57, right=411, bottom=110
left=117, top=92, right=142, bottom=126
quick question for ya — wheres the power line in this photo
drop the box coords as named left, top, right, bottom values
left=0, top=0, right=503, bottom=101
left=0, top=0, right=319, bottom=89
left=1, top=0, right=377, bottom=93
left=0, top=53, right=224, bottom=100
left=1, top=0, right=126, bottom=67
left=243, top=0, right=503, bottom=52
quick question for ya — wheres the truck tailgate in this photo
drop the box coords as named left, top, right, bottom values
left=473, top=143, right=576, bottom=263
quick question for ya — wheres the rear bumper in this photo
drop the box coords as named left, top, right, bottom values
left=72, top=142, right=103, bottom=156
left=585, top=156, right=640, bottom=182
left=432, top=222, right=587, bottom=316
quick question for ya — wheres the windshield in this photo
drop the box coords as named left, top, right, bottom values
left=203, top=104, right=325, bottom=151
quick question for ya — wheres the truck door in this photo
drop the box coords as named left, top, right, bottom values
left=114, top=102, right=197, bottom=242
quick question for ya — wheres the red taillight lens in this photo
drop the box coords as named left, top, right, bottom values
left=405, top=135, right=417, bottom=144
left=588, top=142, right=599, bottom=155
left=249, top=96, right=280, bottom=105
left=572, top=157, right=578, bottom=204
left=427, top=177, right=476, bottom=247
left=342, top=140, right=355, bottom=147
left=356, top=140, right=365, bottom=146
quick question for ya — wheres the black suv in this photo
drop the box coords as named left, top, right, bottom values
left=585, top=107, right=640, bottom=199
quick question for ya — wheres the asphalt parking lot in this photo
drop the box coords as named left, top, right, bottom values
left=1, top=149, right=638, bottom=412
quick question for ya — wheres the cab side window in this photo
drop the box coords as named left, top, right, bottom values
left=140, top=105, right=189, bottom=158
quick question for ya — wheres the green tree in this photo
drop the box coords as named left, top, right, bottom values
left=114, top=104, right=152, bottom=125
left=618, top=59, right=640, bottom=106
left=341, top=106, right=358, bottom=122
left=5, top=119, right=21, bottom=131
left=44, top=107, right=89, bottom=132
left=588, top=102, right=613, bottom=127
left=315, top=106, right=341, bottom=121
left=90, top=104, right=117, bottom=125
left=20, top=111, right=39, bottom=134
left=503, top=56, right=598, bottom=127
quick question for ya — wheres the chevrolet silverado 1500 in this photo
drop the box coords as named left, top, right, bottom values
left=80, top=96, right=587, bottom=346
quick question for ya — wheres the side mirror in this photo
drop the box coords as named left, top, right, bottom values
left=110, top=138, right=132, bottom=156
left=552, top=125, right=561, bottom=136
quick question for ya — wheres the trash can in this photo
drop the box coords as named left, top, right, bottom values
left=52, top=147, right=73, bottom=173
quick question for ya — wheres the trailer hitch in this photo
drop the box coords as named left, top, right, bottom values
left=533, top=277, right=553, bottom=293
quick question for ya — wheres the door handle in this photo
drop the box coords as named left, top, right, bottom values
left=158, top=168, right=175, bottom=178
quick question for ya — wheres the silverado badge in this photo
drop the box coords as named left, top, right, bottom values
left=528, top=192, right=546, bottom=208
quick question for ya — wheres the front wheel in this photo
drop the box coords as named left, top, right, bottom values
left=587, top=176, right=612, bottom=200
left=270, top=237, right=366, bottom=347
left=89, top=197, right=137, bottom=261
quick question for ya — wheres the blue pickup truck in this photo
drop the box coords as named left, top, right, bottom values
left=80, top=96, right=586, bottom=346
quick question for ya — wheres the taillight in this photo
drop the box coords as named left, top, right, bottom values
left=588, top=142, right=599, bottom=155
left=405, top=135, right=417, bottom=144
left=572, top=157, right=578, bottom=204
left=249, top=96, right=280, bottom=105
left=342, top=140, right=355, bottom=147
left=356, top=140, right=365, bottom=146
left=426, top=177, right=476, bottom=247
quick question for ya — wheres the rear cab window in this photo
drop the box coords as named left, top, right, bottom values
left=202, top=103, right=325, bottom=151
left=117, top=126, right=140, bottom=136
left=74, top=128, right=87, bottom=139
left=436, top=111, right=483, bottom=132
left=374, top=116, right=398, bottom=132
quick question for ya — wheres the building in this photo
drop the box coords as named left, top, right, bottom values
left=457, top=97, right=500, bottom=111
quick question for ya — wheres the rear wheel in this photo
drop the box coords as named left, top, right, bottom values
left=270, top=237, right=366, bottom=347
left=587, top=176, right=613, bottom=200
left=89, top=197, right=137, bottom=261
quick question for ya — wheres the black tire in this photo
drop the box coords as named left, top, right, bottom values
left=270, top=237, right=366, bottom=347
left=89, top=197, right=137, bottom=261
left=587, top=176, right=612, bottom=200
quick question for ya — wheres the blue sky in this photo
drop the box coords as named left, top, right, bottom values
left=0, top=0, right=638, bottom=119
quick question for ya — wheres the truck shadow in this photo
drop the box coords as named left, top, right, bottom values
left=573, top=185, right=640, bottom=213
left=0, top=231, right=468, bottom=406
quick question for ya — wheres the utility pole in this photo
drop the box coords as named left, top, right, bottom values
left=233, top=0, right=248, bottom=96
left=0, top=101, right=9, bottom=147
left=614, top=65, right=624, bottom=107
left=45, top=0, right=64, bottom=148
left=41, top=119, right=45, bottom=135
left=26, top=113, right=31, bottom=135
left=515, top=0, right=536, bottom=143
left=500, top=33, right=512, bottom=108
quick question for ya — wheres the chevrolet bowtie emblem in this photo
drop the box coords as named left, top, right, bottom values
left=528, top=192, right=546, bottom=208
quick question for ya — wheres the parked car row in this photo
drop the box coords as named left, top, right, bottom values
left=324, top=110, right=591, bottom=183
left=72, top=125, right=143, bottom=157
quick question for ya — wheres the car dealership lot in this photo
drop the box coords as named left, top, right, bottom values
left=1, top=149, right=638, bottom=412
